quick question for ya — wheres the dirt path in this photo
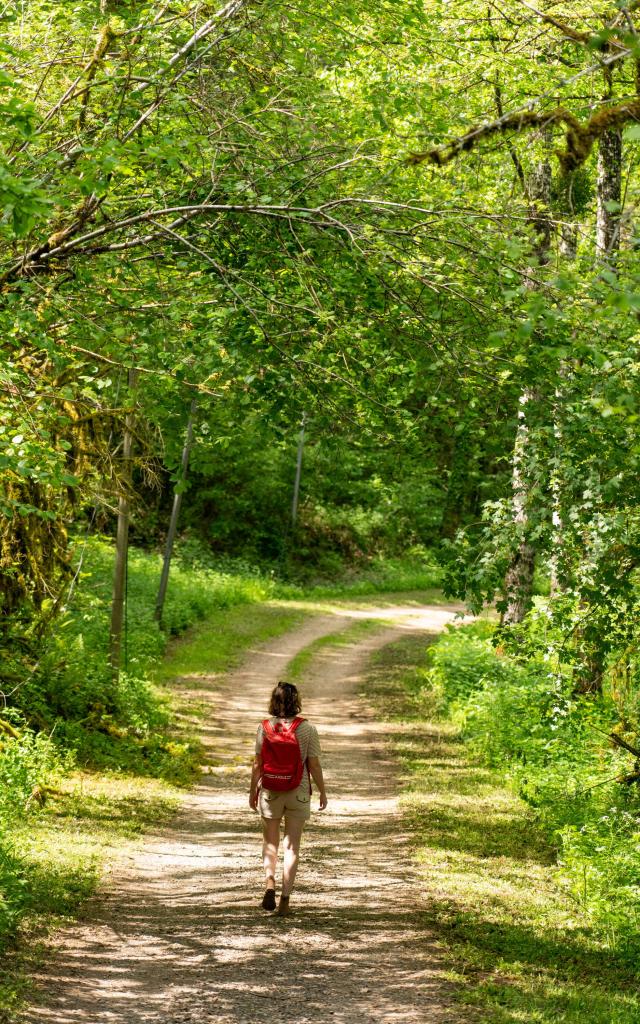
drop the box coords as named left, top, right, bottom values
left=22, top=604, right=467, bottom=1024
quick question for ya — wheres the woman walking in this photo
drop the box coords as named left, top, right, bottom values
left=249, top=681, right=327, bottom=916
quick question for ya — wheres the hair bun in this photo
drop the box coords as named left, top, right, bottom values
left=269, top=680, right=302, bottom=718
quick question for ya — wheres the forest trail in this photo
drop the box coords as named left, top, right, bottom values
left=22, top=602, right=469, bottom=1024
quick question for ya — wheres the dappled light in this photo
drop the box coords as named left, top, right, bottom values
left=23, top=607, right=465, bottom=1024
left=3, top=2, right=640, bottom=1022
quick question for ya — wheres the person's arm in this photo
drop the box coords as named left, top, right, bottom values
left=249, top=754, right=262, bottom=810
left=307, top=756, right=327, bottom=810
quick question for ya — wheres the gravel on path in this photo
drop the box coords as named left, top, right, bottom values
left=22, top=604, right=468, bottom=1024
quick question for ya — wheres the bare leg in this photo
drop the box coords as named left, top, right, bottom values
left=262, top=817, right=280, bottom=888
left=281, top=816, right=305, bottom=897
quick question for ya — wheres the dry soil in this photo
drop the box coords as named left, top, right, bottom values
left=21, top=603, right=468, bottom=1024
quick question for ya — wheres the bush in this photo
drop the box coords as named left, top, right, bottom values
left=10, top=536, right=275, bottom=779
left=457, top=659, right=556, bottom=767
left=0, top=842, right=26, bottom=941
left=559, top=810, right=640, bottom=952
left=271, top=547, right=442, bottom=596
left=0, top=713, right=71, bottom=824
left=427, top=620, right=503, bottom=707
left=423, top=618, right=640, bottom=962
left=0, top=712, right=73, bottom=944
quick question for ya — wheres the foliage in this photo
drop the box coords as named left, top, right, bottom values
left=273, top=550, right=442, bottom=596
left=427, top=621, right=504, bottom=707
left=7, top=536, right=276, bottom=779
left=559, top=810, right=640, bottom=952
left=0, top=0, right=519, bottom=631
left=3, top=0, right=640, bottom=1004
left=363, top=631, right=640, bottom=1024
left=0, top=568, right=306, bottom=974
left=424, top=620, right=640, bottom=960
left=0, top=716, right=71, bottom=825
left=0, top=711, right=73, bottom=951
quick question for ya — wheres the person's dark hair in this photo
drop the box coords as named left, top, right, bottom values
left=269, top=681, right=301, bottom=718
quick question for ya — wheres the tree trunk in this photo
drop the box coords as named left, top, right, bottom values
left=549, top=372, right=566, bottom=596
left=155, top=399, right=197, bottom=626
left=109, top=370, right=136, bottom=678
left=291, top=413, right=306, bottom=526
left=596, top=128, right=622, bottom=262
left=438, top=429, right=457, bottom=539
left=502, top=156, right=551, bottom=626
left=559, top=223, right=577, bottom=259
left=574, top=648, right=606, bottom=695
left=551, top=218, right=578, bottom=592
left=573, top=103, right=623, bottom=690
left=502, top=390, right=537, bottom=625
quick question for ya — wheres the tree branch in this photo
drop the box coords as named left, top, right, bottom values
left=515, top=0, right=629, bottom=52
left=67, top=345, right=222, bottom=396
left=409, top=97, right=640, bottom=175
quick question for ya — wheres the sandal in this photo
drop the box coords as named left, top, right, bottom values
left=261, top=887, right=276, bottom=911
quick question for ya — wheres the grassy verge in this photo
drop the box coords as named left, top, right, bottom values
left=286, top=618, right=383, bottom=681
left=273, top=552, right=443, bottom=599
left=0, top=773, right=180, bottom=1023
left=274, top=589, right=450, bottom=621
left=361, top=633, right=640, bottom=1024
left=155, top=601, right=305, bottom=685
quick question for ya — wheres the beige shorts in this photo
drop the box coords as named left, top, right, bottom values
left=259, top=783, right=311, bottom=821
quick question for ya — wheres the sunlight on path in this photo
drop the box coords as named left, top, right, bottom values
left=22, top=605, right=468, bottom=1024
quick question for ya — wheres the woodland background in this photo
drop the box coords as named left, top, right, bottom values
left=2, top=0, right=640, bottom=1007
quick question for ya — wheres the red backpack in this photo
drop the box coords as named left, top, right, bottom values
left=260, top=716, right=307, bottom=792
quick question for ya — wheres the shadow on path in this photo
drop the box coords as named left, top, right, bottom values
left=22, top=606, right=469, bottom=1024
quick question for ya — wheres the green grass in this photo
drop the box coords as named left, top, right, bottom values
left=286, top=618, right=382, bottom=680
left=273, top=553, right=443, bottom=599
left=0, top=773, right=179, bottom=1023
left=155, top=601, right=306, bottom=684
left=361, top=634, right=640, bottom=1024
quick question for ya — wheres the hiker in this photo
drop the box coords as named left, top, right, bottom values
left=249, top=680, right=327, bottom=916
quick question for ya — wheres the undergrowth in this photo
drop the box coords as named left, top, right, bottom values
left=10, top=535, right=277, bottom=780
left=428, top=619, right=640, bottom=959
left=362, top=630, right=640, bottom=1024
left=274, top=550, right=443, bottom=598
left=0, top=538, right=301, bottom=999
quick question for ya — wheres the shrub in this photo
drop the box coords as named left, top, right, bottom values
left=457, top=658, right=556, bottom=767
left=427, top=620, right=502, bottom=708
left=424, top=618, right=640, bottom=962
left=0, top=842, right=27, bottom=941
left=0, top=713, right=71, bottom=824
left=559, top=810, right=640, bottom=954
left=0, top=713, right=73, bottom=945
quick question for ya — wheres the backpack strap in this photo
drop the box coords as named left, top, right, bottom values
left=262, top=716, right=304, bottom=736
left=289, top=718, right=312, bottom=794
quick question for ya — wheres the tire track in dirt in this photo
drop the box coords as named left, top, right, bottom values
left=21, top=603, right=468, bottom=1024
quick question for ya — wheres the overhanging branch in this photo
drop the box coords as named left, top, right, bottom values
left=409, top=97, right=640, bottom=175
